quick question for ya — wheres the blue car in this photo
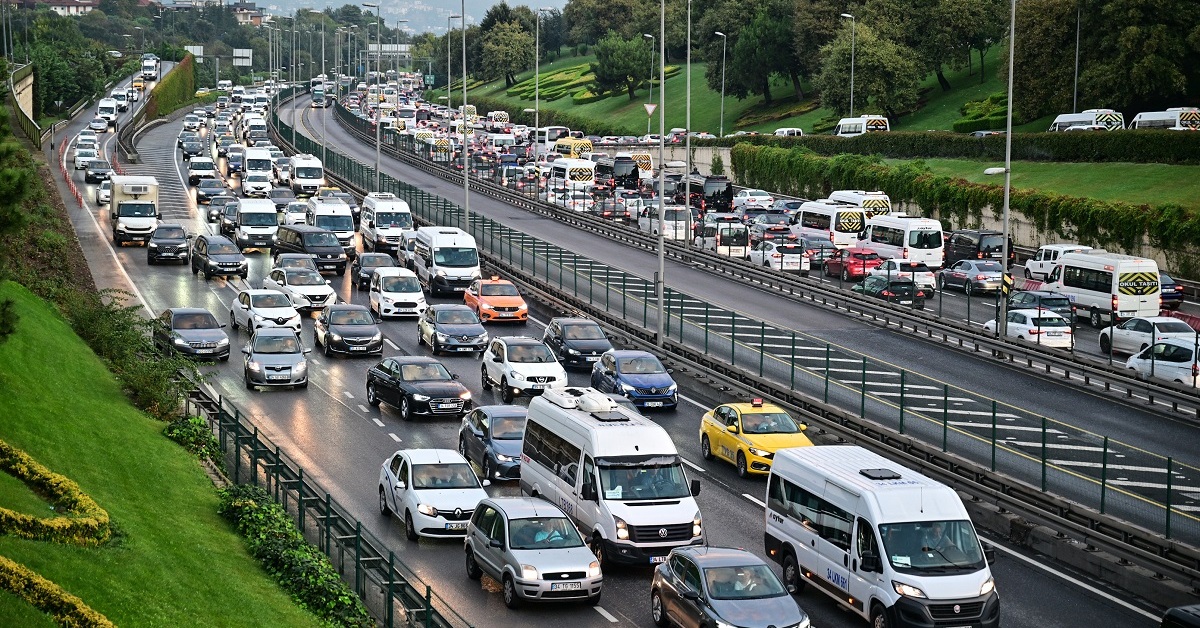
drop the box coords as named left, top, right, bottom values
left=590, top=349, right=678, bottom=409
left=458, top=405, right=526, bottom=482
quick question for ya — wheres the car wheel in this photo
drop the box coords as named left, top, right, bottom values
left=400, top=396, right=412, bottom=421
left=589, top=535, right=607, bottom=569
left=480, top=365, right=492, bottom=390
left=937, top=275, right=946, bottom=290
left=588, top=589, right=602, bottom=607
left=481, top=457, right=493, bottom=482
left=736, top=451, right=749, bottom=478
left=650, top=590, right=669, bottom=627
left=1024, top=267, right=1032, bottom=279
left=1099, top=335, right=1112, bottom=354
left=782, top=552, right=805, bottom=594
left=416, top=330, right=424, bottom=346
left=147, top=255, right=156, bottom=266
left=501, top=377, right=514, bottom=403
left=404, top=509, right=418, bottom=541
left=229, top=312, right=239, bottom=330
left=964, top=281, right=974, bottom=296
left=1090, top=308, right=1103, bottom=329
left=378, top=487, right=390, bottom=516
left=871, top=602, right=890, bottom=628
left=431, top=338, right=441, bottom=355
left=192, top=263, right=199, bottom=276
left=244, top=374, right=254, bottom=390
left=465, top=549, right=482, bottom=581
left=203, top=270, right=213, bottom=281
left=700, top=434, right=713, bottom=460
left=337, top=266, right=345, bottom=277
left=367, top=382, right=381, bottom=407
left=323, top=340, right=332, bottom=357
left=841, top=269, right=850, bottom=282
left=502, top=573, right=521, bottom=609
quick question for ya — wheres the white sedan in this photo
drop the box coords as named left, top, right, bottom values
left=868, top=259, right=937, bottom=292
left=1100, top=316, right=1196, bottom=355
left=1126, top=339, right=1199, bottom=387
left=378, top=448, right=490, bottom=541
left=241, top=173, right=273, bottom=197
left=983, top=308, right=1074, bottom=349
left=746, top=240, right=810, bottom=275
left=732, top=188, right=774, bottom=209
left=261, top=267, right=338, bottom=312
left=228, top=289, right=303, bottom=335
left=480, top=336, right=568, bottom=403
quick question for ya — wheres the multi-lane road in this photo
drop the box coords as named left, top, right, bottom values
left=49, top=87, right=1168, bottom=627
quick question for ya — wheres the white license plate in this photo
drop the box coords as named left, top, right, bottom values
left=531, top=384, right=546, bottom=390
left=437, top=403, right=457, bottom=409
left=267, top=375, right=289, bottom=381
left=320, top=265, right=337, bottom=270
left=349, top=346, right=366, bottom=351
left=650, top=556, right=668, bottom=564
left=456, top=347, right=474, bottom=352
left=197, top=349, right=213, bottom=354
left=782, top=260, right=800, bottom=269
left=645, top=401, right=664, bottom=407
left=498, top=312, right=514, bottom=317
left=586, top=356, right=600, bottom=362
left=898, top=300, right=913, bottom=305
left=131, top=237, right=146, bottom=242
left=1046, top=331, right=1063, bottom=337
left=445, top=522, right=467, bottom=531
left=550, top=582, right=582, bottom=591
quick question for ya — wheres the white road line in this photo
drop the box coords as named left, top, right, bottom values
left=372, top=418, right=385, bottom=427
left=388, top=433, right=402, bottom=442
left=343, top=391, right=354, bottom=399
left=384, top=338, right=399, bottom=350
left=872, top=392, right=979, bottom=402
left=821, top=369, right=899, bottom=376
left=593, top=606, right=619, bottom=623
left=1049, top=460, right=1164, bottom=473
left=357, top=404, right=370, bottom=413
left=926, top=409, right=1022, bottom=418
left=948, top=421, right=1063, bottom=433
left=742, top=493, right=767, bottom=508
left=1107, top=480, right=1200, bottom=491
left=1003, top=441, right=1106, bottom=452
left=680, top=457, right=703, bottom=472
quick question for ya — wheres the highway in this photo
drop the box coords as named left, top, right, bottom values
left=45, top=82, right=1170, bottom=626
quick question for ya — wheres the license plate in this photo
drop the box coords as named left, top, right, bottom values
left=452, top=287, right=465, bottom=292
left=437, top=403, right=458, bottom=409
left=320, top=264, right=336, bottom=270
left=349, top=346, right=366, bottom=351
left=197, top=349, right=213, bottom=354
left=550, top=582, right=582, bottom=591
left=1047, top=331, right=1063, bottom=337
left=650, top=556, right=668, bottom=564
left=531, top=384, right=546, bottom=390
left=586, top=356, right=600, bottom=362
left=898, top=300, right=912, bottom=305
left=457, top=347, right=474, bottom=352
left=131, top=237, right=146, bottom=242
left=645, top=401, right=664, bottom=407
left=445, top=522, right=467, bottom=531
left=782, top=260, right=800, bottom=269
left=498, top=312, right=514, bottom=317
left=253, top=240, right=269, bottom=246
left=267, top=375, right=288, bottom=381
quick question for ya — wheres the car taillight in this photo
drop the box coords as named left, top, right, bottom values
left=916, top=290, right=927, bottom=298
left=902, top=247, right=909, bottom=258
left=771, top=253, right=781, bottom=258
left=881, top=290, right=895, bottom=297
left=806, top=249, right=816, bottom=256
left=1112, top=295, right=1119, bottom=314
left=977, top=252, right=984, bottom=258
left=975, top=274, right=989, bottom=280
left=1192, top=362, right=1199, bottom=377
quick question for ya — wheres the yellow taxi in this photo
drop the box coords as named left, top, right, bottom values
left=699, top=399, right=812, bottom=477
left=464, top=276, right=528, bottom=323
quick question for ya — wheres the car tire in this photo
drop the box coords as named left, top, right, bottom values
left=416, top=329, right=424, bottom=346
left=481, top=458, right=493, bottom=482
left=367, top=382, right=381, bottom=407
left=324, top=340, right=333, bottom=358
left=481, top=365, right=491, bottom=390
left=465, top=549, right=482, bottom=581
left=841, top=269, right=850, bottom=282
left=502, top=573, right=521, bottom=609
left=588, top=590, right=602, bottom=607
left=229, top=312, right=239, bottom=330
left=700, top=434, right=713, bottom=460
left=589, top=535, right=607, bottom=569
left=1090, top=308, right=1103, bottom=329
left=431, top=338, right=441, bottom=355
left=501, top=377, right=514, bottom=403
left=244, top=374, right=254, bottom=390
left=147, top=255, right=156, bottom=266
left=650, top=590, right=669, bottom=627
left=297, top=380, right=308, bottom=389
left=782, top=552, right=806, bottom=594
left=937, top=275, right=946, bottom=290
left=400, top=396, right=412, bottom=421
left=1099, top=335, right=1112, bottom=354
left=337, top=266, right=345, bottom=277
left=736, top=451, right=749, bottom=478
left=378, top=487, right=390, bottom=516
left=192, top=263, right=199, bottom=275
left=871, top=602, right=890, bottom=628
left=404, top=510, right=418, bottom=541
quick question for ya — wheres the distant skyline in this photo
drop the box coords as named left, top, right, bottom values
left=259, top=0, right=567, bottom=34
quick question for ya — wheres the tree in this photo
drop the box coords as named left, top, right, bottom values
left=539, top=9, right=566, bottom=57
left=590, top=31, right=652, bottom=100
left=815, top=22, right=922, bottom=118
left=1004, top=0, right=1074, bottom=120
left=480, top=21, right=534, bottom=87
left=793, top=0, right=854, bottom=82
left=865, top=0, right=960, bottom=91
left=941, top=0, right=1007, bottom=83
left=563, top=0, right=643, bottom=45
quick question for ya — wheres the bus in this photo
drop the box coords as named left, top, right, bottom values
left=1129, top=107, right=1200, bottom=131
left=695, top=214, right=749, bottom=258
left=861, top=214, right=945, bottom=268
left=554, top=137, right=593, bottom=159
left=1048, top=108, right=1124, bottom=131
left=537, top=126, right=570, bottom=157
left=789, top=200, right=867, bottom=248
left=310, top=74, right=327, bottom=92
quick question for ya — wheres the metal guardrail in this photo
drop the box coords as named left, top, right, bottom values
left=269, top=94, right=1200, bottom=592
left=7, top=63, right=41, bottom=148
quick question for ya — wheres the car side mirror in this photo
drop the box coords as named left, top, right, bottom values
left=581, top=484, right=598, bottom=502
left=451, top=373, right=460, bottom=380
left=241, top=346, right=251, bottom=355
left=799, top=421, right=808, bottom=432
left=983, top=542, right=997, bottom=565
left=367, top=220, right=374, bottom=228
left=860, top=551, right=882, bottom=573
left=481, top=479, right=491, bottom=487
left=690, top=479, right=701, bottom=496
left=489, top=538, right=503, bottom=549
left=303, top=348, right=312, bottom=354
left=395, top=481, right=405, bottom=490
left=681, top=589, right=701, bottom=602
left=156, top=213, right=163, bottom=220
left=219, top=323, right=228, bottom=329
left=726, top=424, right=739, bottom=434
left=186, top=233, right=195, bottom=239
left=492, top=356, right=502, bottom=363
left=325, top=279, right=331, bottom=285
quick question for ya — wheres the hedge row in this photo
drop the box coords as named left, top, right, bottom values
left=701, top=129, right=1200, bottom=164
left=218, top=485, right=373, bottom=628
left=0, top=439, right=111, bottom=546
left=729, top=143, right=1200, bottom=257
left=467, top=96, right=639, bottom=136
left=0, top=555, right=115, bottom=628
left=144, top=54, right=196, bottom=120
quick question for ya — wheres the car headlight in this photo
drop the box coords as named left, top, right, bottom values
left=208, top=260, right=219, bottom=266
left=172, top=337, right=189, bottom=347
left=336, top=253, right=347, bottom=260
left=435, top=332, right=449, bottom=342
left=480, top=302, right=494, bottom=310
left=247, top=361, right=261, bottom=372
left=252, top=314, right=265, bottom=322
left=693, top=512, right=703, bottom=537
left=586, top=560, right=601, bottom=579
left=566, top=348, right=580, bottom=355
left=416, top=503, right=438, bottom=517
left=508, top=370, right=523, bottom=381
left=520, top=564, right=539, bottom=580
left=668, top=384, right=677, bottom=392
left=979, top=577, right=995, bottom=596
left=436, top=269, right=447, bottom=277
left=893, top=581, right=927, bottom=598
left=294, top=361, right=307, bottom=373
left=370, top=332, right=382, bottom=342
left=329, top=333, right=342, bottom=342
left=748, top=447, right=771, bottom=458
left=217, top=337, right=230, bottom=346
left=615, top=516, right=629, bottom=540
left=459, top=391, right=471, bottom=400
left=288, top=315, right=300, bottom=324
left=471, top=270, right=482, bottom=279
left=148, top=242, right=159, bottom=248
left=620, top=383, right=635, bottom=393
left=495, top=454, right=512, bottom=462
left=412, top=394, right=430, bottom=402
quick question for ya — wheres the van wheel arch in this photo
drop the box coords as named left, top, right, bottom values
left=781, top=549, right=806, bottom=594
left=870, top=601, right=890, bottom=628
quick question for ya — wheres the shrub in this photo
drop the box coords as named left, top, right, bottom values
left=145, top=54, right=196, bottom=120
left=0, top=555, right=115, bottom=628
left=164, top=416, right=224, bottom=471
left=468, top=96, right=638, bottom=136
left=711, top=153, right=725, bottom=176
left=0, top=439, right=111, bottom=546
left=952, top=93, right=1009, bottom=134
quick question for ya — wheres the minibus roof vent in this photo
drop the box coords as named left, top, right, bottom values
left=860, top=468, right=902, bottom=481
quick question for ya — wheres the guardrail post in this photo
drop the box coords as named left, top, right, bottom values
left=297, top=468, right=305, bottom=531
left=387, top=551, right=395, bottom=628
left=1166, top=456, right=1174, bottom=539
left=678, top=293, right=685, bottom=344
left=557, top=249, right=564, bottom=289
left=232, top=430, right=241, bottom=484
left=274, top=446, right=282, bottom=502
left=758, top=322, right=766, bottom=377
left=325, top=493, right=332, bottom=554
left=860, top=357, right=867, bottom=418
left=251, top=426, right=259, bottom=486
left=731, top=317, right=738, bottom=367
left=790, top=332, right=797, bottom=389
left=572, top=254, right=578, bottom=296
left=665, top=291, right=671, bottom=338
left=938, top=286, right=943, bottom=317
left=643, top=279, right=649, bottom=326
left=942, top=384, right=949, bottom=451
left=990, top=401, right=998, bottom=471
left=899, top=370, right=906, bottom=434
left=354, top=522, right=362, bottom=595
left=704, top=305, right=710, bottom=354
left=1100, top=437, right=1109, bottom=514
left=823, top=345, right=830, bottom=403
left=1040, top=418, right=1048, bottom=491
left=622, top=276, right=627, bottom=320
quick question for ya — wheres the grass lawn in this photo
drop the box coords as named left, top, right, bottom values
left=0, top=281, right=323, bottom=627
left=889, top=158, right=1200, bottom=210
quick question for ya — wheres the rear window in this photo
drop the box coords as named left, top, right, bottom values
left=900, top=262, right=932, bottom=272
left=775, top=245, right=805, bottom=255
left=1030, top=316, right=1069, bottom=328
left=1156, top=320, right=1195, bottom=334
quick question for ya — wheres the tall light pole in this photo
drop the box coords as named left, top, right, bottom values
left=684, top=0, right=692, bottom=212
left=447, top=15, right=460, bottom=109
left=654, top=0, right=666, bottom=346
left=841, top=13, right=856, bottom=117
left=393, top=20, right=409, bottom=77
left=715, top=31, right=727, bottom=137
left=1073, top=2, right=1080, bottom=112
left=348, top=25, right=358, bottom=78
left=363, top=2, right=383, bottom=189
left=534, top=7, right=551, bottom=159
left=643, top=33, right=654, bottom=136
left=461, top=0, right=470, bottom=234
left=135, top=26, right=143, bottom=52
left=984, top=0, right=1018, bottom=336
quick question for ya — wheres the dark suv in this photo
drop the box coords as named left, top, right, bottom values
left=272, top=224, right=348, bottom=275
left=945, top=229, right=1014, bottom=267
left=189, top=234, right=248, bottom=280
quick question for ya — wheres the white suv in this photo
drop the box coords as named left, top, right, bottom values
left=480, top=336, right=568, bottom=403
left=261, top=267, right=338, bottom=312
left=229, top=289, right=302, bottom=335
left=378, top=448, right=490, bottom=541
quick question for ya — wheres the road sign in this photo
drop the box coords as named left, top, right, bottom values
left=185, top=45, right=204, bottom=60
left=424, top=74, right=435, bottom=86
left=233, top=48, right=253, bottom=67
left=1001, top=273, right=1014, bottom=296
left=644, top=103, right=657, bottom=117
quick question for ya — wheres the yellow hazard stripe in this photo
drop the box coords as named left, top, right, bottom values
left=1118, top=272, right=1159, bottom=295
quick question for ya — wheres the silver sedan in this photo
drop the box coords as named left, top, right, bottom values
left=242, top=327, right=310, bottom=389
left=936, top=259, right=1005, bottom=295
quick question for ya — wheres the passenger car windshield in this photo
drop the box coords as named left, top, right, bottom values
left=436, top=310, right=479, bottom=325
left=598, top=459, right=690, bottom=501
left=562, top=323, right=605, bottom=340
left=879, top=520, right=986, bottom=572
left=208, top=243, right=240, bottom=255
left=329, top=310, right=374, bottom=325
left=382, top=276, right=420, bottom=292
left=411, top=463, right=479, bottom=489
left=508, top=517, right=584, bottom=550
left=703, top=565, right=787, bottom=600
left=739, top=411, right=801, bottom=434
left=251, top=293, right=291, bottom=308
left=434, top=247, right=479, bottom=268
left=375, top=212, right=412, bottom=228
left=252, top=335, right=301, bottom=354
left=286, top=270, right=324, bottom=286
left=507, top=344, right=555, bottom=363
left=399, top=363, right=451, bottom=381
left=173, top=312, right=219, bottom=329
left=617, top=356, right=665, bottom=374
left=303, top=232, right=341, bottom=247
left=481, top=283, right=520, bottom=296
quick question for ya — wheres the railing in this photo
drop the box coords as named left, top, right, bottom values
left=268, top=96, right=1200, bottom=591
left=7, top=63, right=41, bottom=148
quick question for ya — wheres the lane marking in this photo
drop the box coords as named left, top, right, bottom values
left=388, top=433, right=402, bottom=442
left=343, top=391, right=354, bottom=399
left=593, top=606, right=619, bottom=623
left=680, top=457, right=703, bottom=472
left=741, top=493, right=766, bottom=508
left=385, top=338, right=399, bottom=350
left=358, top=404, right=370, bottom=413
left=372, top=418, right=385, bottom=427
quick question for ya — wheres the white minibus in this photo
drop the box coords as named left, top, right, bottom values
left=547, top=158, right=596, bottom=192
left=861, top=214, right=945, bottom=268
left=1044, top=250, right=1161, bottom=328
left=789, top=200, right=867, bottom=248
left=828, top=190, right=892, bottom=218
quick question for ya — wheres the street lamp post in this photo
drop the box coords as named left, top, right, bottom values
left=840, top=13, right=855, bottom=117
left=534, top=7, right=551, bottom=159
left=363, top=2, right=383, bottom=190
left=460, top=0, right=469, bottom=234
left=715, top=31, right=726, bottom=138
left=643, top=34, right=654, bottom=136
left=984, top=0, right=1018, bottom=336
left=1073, top=2, right=1080, bottom=112
left=447, top=15, right=460, bottom=109
left=684, top=0, right=691, bottom=216
left=135, top=26, right=143, bottom=52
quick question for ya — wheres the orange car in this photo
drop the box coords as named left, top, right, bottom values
left=464, top=277, right=528, bottom=323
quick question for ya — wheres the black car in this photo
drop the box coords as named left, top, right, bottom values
left=189, top=234, right=248, bottom=280
left=853, top=275, right=927, bottom=308
left=152, top=307, right=230, bottom=360
left=196, top=178, right=229, bottom=204
left=1160, top=273, right=1185, bottom=310
left=272, top=224, right=348, bottom=275
left=351, top=252, right=397, bottom=289
left=216, top=137, right=236, bottom=157
left=650, top=547, right=808, bottom=628
left=418, top=304, right=489, bottom=355
left=945, top=229, right=1014, bottom=267
left=314, top=304, right=384, bottom=357
left=1008, top=290, right=1076, bottom=322
left=541, top=317, right=613, bottom=368
left=84, top=159, right=113, bottom=183
left=220, top=203, right=239, bottom=237
left=177, top=130, right=198, bottom=148
left=747, top=212, right=792, bottom=244
left=207, top=195, right=237, bottom=223
left=458, top=405, right=526, bottom=482
left=181, top=141, right=204, bottom=159
left=365, top=355, right=472, bottom=421
left=589, top=199, right=632, bottom=225
left=146, top=224, right=191, bottom=265
left=267, top=187, right=297, bottom=211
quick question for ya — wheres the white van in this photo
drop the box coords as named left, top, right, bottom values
left=519, top=387, right=703, bottom=567
left=834, top=114, right=890, bottom=137
left=411, top=226, right=481, bottom=295
left=360, top=192, right=414, bottom=253
left=547, top=158, right=596, bottom=192
left=774, top=127, right=805, bottom=137
left=243, top=148, right=274, bottom=179
left=96, top=98, right=119, bottom=125
left=110, top=89, right=129, bottom=111
left=636, top=204, right=692, bottom=241
left=367, top=267, right=426, bottom=318
left=1023, top=243, right=1093, bottom=280
left=1129, top=107, right=1200, bottom=131
left=233, top=198, right=280, bottom=250
left=827, top=190, right=892, bottom=218
left=1043, top=250, right=1161, bottom=328
left=289, top=154, right=325, bottom=196
left=766, top=446, right=998, bottom=628
left=861, top=214, right=945, bottom=268
left=217, top=79, right=233, bottom=92
left=790, top=200, right=868, bottom=248
left=306, top=198, right=356, bottom=255
left=1048, top=108, right=1124, bottom=131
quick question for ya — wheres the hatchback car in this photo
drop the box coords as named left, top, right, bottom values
left=1126, top=339, right=1199, bottom=387
left=369, top=267, right=427, bottom=319
left=699, top=399, right=812, bottom=477
left=824, top=247, right=883, bottom=281
left=465, top=497, right=603, bottom=608
left=854, top=275, right=927, bottom=308
left=228, top=289, right=302, bottom=334
left=458, top=406, right=526, bottom=482
left=464, top=277, right=528, bottom=323
left=590, top=350, right=678, bottom=409
left=746, top=240, right=810, bottom=275
left=88, top=117, right=108, bottom=133
left=96, top=179, right=112, bottom=205
left=1008, top=290, right=1075, bottom=322
left=936, top=259, right=1004, bottom=295
left=73, top=147, right=97, bottom=170
left=261, top=267, right=337, bottom=312
left=84, top=159, right=113, bottom=183
left=195, top=177, right=229, bottom=204
left=481, top=336, right=568, bottom=403
left=377, top=448, right=490, bottom=541
left=418, top=305, right=489, bottom=355
left=731, top=188, right=774, bottom=210
left=241, top=173, right=273, bottom=197
left=1100, top=316, right=1196, bottom=355
left=152, top=307, right=230, bottom=360
left=146, top=224, right=191, bottom=265
left=983, top=308, right=1074, bottom=349
left=242, top=327, right=310, bottom=389
left=273, top=252, right=320, bottom=272
left=189, top=234, right=248, bottom=280
left=182, top=114, right=202, bottom=131
left=542, top=317, right=613, bottom=368
left=871, top=259, right=937, bottom=292
left=351, top=252, right=397, bottom=290
left=267, top=187, right=297, bottom=211
left=282, top=201, right=309, bottom=225
left=650, top=547, right=809, bottom=628
left=367, top=356, right=472, bottom=421
left=314, top=304, right=383, bottom=357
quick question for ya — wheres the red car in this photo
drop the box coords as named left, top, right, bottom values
left=823, top=247, right=884, bottom=281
